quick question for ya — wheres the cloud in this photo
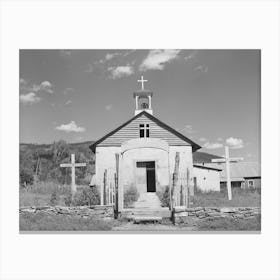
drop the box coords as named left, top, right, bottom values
left=203, top=142, right=223, bottom=149
left=217, top=137, right=223, bottom=141
left=65, top=100, right=72, bottom=105
left=183, top=124, right=196, bottom=134
left=139, top=49, right=181, bottom=71
left=194, top=65, right=208, bottom=73
left=20, top=92, right=41, bottom=105
left=39, top=81, right=54, bottom=94
left=226, top=137, right=244, bottom=149
left=105, top=52, right=120, bottom=61
left=105, top=104, right=113, bottom=111
left=199, top=137, right=207, bottom=142
left=109, top=65, right=134, bottom=79
left=55, top=121, right=85, bottom=133
left=184, top=51, right=197, bottom=61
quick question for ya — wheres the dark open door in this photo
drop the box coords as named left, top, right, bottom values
left=146, top=162, right=156, bottom=192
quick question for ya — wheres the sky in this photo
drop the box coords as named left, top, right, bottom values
left=19, top=49, right=260, bottom=162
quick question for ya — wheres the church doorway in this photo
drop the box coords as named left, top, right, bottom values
left=136, top=161, right=156, bottom=192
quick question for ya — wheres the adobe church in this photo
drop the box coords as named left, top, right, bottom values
left=90, top=76, right=201, bottom=212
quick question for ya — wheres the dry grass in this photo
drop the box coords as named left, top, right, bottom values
left=192, top=188, right=261, bottom=207
left=19, top=182, right=93, bottom=207
left=20, top=212, right=117, bottom=231
left=196, top=214, right=261, bottom=231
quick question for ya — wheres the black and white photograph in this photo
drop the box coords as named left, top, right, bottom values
left=19, top=49, right=261, bottom=232
left=1, top=1, right=280, bottom=280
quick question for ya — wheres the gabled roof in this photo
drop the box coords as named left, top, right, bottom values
left=193, top=151, right=223, bottom=163
left=89, top=111, right=201, bottom=153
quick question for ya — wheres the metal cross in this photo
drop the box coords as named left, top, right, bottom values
left=137, top=76, right=148, bottom=90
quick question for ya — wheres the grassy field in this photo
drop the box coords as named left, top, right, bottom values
left=192, top=188, right=261, bottom=207
left=20, top=212, right=119, bottom=231
left=196, top=215, right=261, bottom=231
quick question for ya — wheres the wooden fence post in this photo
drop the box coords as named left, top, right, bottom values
left=115, top=154, right=119, bottom=216
left=103, top=169, right=107, bottom=205
left=171, top=152, right=180, bottom=209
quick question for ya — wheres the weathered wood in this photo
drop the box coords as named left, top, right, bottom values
left=211, top=146, right=243, bottom=200
left=98, top=115, right=192, bottom=147
left=171, top=152, right=180, bottom=209
left=115, top=153, right=119, bottom=214
left=60, top=154, right=86, bottom=197
left=103, top=169, right=107, bottom=205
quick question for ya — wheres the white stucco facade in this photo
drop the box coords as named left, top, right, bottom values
left=193, top=166, right=221, bottom=192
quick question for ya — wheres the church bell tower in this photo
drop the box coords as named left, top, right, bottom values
left=134, top=76, right=153, bottom=115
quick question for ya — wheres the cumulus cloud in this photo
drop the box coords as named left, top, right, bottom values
left=55, top=121, right=85, bottom=133
left=203, top=142, right=223, bottom=149
left=65, top=100, right=72, bottom=105
left=217, top=137, right=223, bottom=141
left=20, top=92, right=41, bottom=105
left=226, top=137, right=244, bottom=149
left=109, top=65, right=134, bottom=79
left=39, top=81, right=54, bottom=94
left=139, top=49, right=181, bottom=71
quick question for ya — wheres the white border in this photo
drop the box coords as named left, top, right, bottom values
left=1, top=1, right=280, bottom=280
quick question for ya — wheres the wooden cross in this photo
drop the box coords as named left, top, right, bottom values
left=137, top=75, right=148, bottom=90
left=211, top=146, right=243, bottom=200
left=60, top=154, right=86, bottom=195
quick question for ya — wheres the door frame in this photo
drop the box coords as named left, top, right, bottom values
left=134, top=159, right=158, bottom=193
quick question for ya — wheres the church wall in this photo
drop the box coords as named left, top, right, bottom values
left=121, top=147, right=169, bottom=195
left=193, top=167, right=221, bottom=192
left=95, top=146, right=121, bottom=188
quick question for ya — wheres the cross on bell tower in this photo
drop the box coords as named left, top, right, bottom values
left=137, top=76, right=148, bottom=91
left=133, top=76, right=153, bottom=115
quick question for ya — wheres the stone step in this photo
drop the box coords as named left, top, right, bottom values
left=133, top=216, right=162, bottom=224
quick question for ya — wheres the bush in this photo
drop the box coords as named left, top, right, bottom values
left=156, top=186, right=170, bottom=207
left=124, top=185, right=139, bottom=208
left=49, top=189, right=59, bottom=206
left=71, top=187, right=100, bottom=206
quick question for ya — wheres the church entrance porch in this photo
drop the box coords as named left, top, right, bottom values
left=136, top=161, right=156, bottom=192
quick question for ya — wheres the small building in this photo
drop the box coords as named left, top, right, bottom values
left=219, top=162, right=261, bottom=189
left=89, top=78, right=201, bottom=211
left=193, top=164, right=222, bottom=192
left=193, top=151, right=222, bottom=192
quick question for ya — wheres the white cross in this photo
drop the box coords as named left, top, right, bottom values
left=212, top=146, right=243, bottom=200
left=60, top=154, right=86, bottom=196
left=137, top=75, right=148, bottom=90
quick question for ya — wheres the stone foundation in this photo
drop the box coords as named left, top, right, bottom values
left=19, top=205, right=114, bottom=219
left=172, top=206, right=261, bottom=224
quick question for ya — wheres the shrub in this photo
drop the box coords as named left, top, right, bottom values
left=124, top=185, right=139, bottom=208
left=72, top=187, right=100, bottom=206
left=49, top=189, right=59, bottom=206
left=156, top=186, right=170, bottom=208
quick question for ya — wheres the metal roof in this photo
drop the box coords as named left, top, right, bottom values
left=218, top=162, right=261, bottom=181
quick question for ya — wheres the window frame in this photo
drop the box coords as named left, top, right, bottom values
left=139, top=123, right=150, bottom=138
